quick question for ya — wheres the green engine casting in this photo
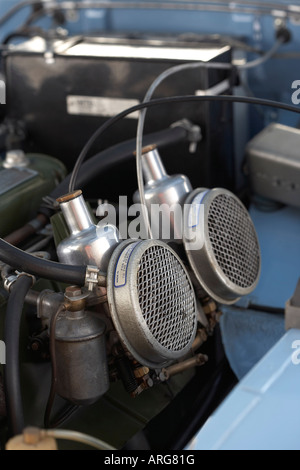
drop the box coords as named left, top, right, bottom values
left=0, top=153, right=66, bottom=237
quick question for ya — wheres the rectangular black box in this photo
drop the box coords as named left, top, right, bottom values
left=4, top=36, right=234, bottom=200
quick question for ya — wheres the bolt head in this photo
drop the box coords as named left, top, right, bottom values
left=65, top=286, right=82, bottom=297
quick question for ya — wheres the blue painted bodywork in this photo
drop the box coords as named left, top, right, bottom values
left=219, top=204, right=300, bottom=379
left=249, top=205, right=300, bottom=309
left=186, top=328, right=300, bottom=450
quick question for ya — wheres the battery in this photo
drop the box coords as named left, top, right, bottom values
left=4, top=35, right=235, bottom=200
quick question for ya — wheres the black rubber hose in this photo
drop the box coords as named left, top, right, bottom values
left=0, top=128, right=187, bottom=280
left=0, top=240, right=87, bottom=285
left=0, top=130, right=180, bottom=281
left=45, top=125, right=188, bottom=205
left=4, top=275, right=33, bottom=435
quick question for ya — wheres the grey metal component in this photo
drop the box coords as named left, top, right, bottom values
left=57, top=191, right=119, bottom=272
left=3, top=150, right=30, bottom=169
left=55, top=310, right=109, bottom=405
left=133, top=147, right=192, bottom=242
left=141, top=147, right=168, bottom=184
left=24, top=288, right=65, bottom=328
left=161, top=353, right=208, bottom=380
left=246, top=123, right=300, bottom=208
left=285, top=300, right=300, bottom=330
left=183, top=188, right=261, bottom=304
left=170, top=119, right=202, bottom=154
left=37, top=290, right=65, bottom=323
left=285, top=279, right=300, bottom=330
left=107, top=239, right=197, bottom=369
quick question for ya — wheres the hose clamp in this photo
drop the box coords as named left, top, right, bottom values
left=3, top=275, right=18, bottom=293
left=85, top=265, right=100, bottom=291
left=4, top=272, right=36, bottom=292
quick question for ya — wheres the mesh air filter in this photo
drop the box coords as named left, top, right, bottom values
left=208, top=193, right=260, bottom=289
left=107, top=240, right=197, bottom=368
left=183, top=188, right=261, bottom=304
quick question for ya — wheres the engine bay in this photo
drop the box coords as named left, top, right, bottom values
left=0, top=0, right=299, bottom=451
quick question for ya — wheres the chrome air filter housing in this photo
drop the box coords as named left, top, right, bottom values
left=183, top=188, right=261, bottom=304
left=107, top=239, right=197, bottom=369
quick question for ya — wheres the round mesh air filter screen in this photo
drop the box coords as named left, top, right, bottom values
left=137, top=245, right=196, bottom=352
left=208, top=193, right=260, bottom=288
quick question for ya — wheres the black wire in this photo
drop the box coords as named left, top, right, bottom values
left=2, top=26, right=47, bottom=45
left=44, top=304, right=66, bottom=429
left=0, top=0, right=45, bottom=28
left=1, top=0, right=66, bottom=46
left=69, top=94, right=300, bottom=193
left=23, top=5, right=51, bottom=27
left=40, top=125, right=187, bottom=205
left=230, top=303, right=284, bottom=315
left=247, top=303, right=284, bottom=315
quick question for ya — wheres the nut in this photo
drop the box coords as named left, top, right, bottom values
left=65, top=286, right=82, bottom=297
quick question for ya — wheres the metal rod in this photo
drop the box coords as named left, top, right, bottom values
left=162, top=353, right=208, bottom=380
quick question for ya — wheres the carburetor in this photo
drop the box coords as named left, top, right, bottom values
left=44, top=190, right=200, bottom=403
left=134, top=146, right=261, bottom=305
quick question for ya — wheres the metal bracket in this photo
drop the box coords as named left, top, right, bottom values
left=171, top=119, right=202, bottom=154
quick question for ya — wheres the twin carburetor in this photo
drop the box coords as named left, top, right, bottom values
left=48, top=147, right=261, bottom=405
